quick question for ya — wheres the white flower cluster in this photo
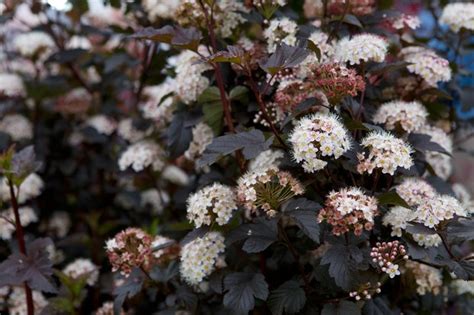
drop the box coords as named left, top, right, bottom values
left=0, top=73, right=25, bottom=97
left=416, top=195, right=466, bottom=228
left=216, top=0, right=248, bottom=38
left=373, top=100, right=428, bottom=133
left=86, top=115, right=117, bottom=136
left=382, top=206, right=413, bottom=237
left=290, top=113, right=351, bottom=173
left=451, top=280, right=474, bottom=296
left=8, top=287, right=48, bottom=315
left=264, top=17, right=298, bottom=53
left=249, top=149, right=284, bottom=171
left=63, top=258, right=99, bottom=286
left=400, top=47, right=451, bottom=86
left=118, top=140, right=165, bottom=172
left=184, top=123, right=214, bottom=162
left=175, top=50, right=212, bottom=104
left=118, top=118, right=153, bottom=143
left=13, top=31, right=55, bottom=58
left=391, top=14, right=421, bottom=30
left=180, top=232, right=226, bottom=285
left=141, top=189, right=169, bottom=214
left=0, top=114, right=33, bottom=141
left=452, top=183, right=474, bottom=214
left=440, top=3, right=474, bottom=33
left=395, top=177, right=437, bottom=207
left=0, top=206, right=37, bottom=240
left=48, top=211, right=71, bottom=238
left=0, top=173, right=44, bottom=204
left=162, top=165, right=190, bottom=186
left=335, top=34, right=388, bottom=65
left=141, top=82, right=176, bottom=126
left=357, top=131, right=414, bottom=175
left=186, top=183, right=237, bottom=227
left=142, top=0, right=180, bottom=21
left=95, top=301, right=125, bottom=315
left=404, top=260, right=442, bottom=295
left=418, top=125, right=453, bottom=179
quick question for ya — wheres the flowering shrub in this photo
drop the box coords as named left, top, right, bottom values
left=0, top=1, right=473, bottom=315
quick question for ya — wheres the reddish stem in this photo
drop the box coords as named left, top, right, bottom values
left=8, top=180, right=34, bottom=315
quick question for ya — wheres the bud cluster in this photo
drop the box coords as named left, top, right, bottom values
left=370, top=241, right=408, bottom=278
left=349, top=282, right=382, bottom=301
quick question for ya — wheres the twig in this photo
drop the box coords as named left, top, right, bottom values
left=8, top=179, right=34, bottom=315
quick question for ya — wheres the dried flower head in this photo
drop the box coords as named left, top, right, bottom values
left=180, top=232, right=226, bottom=285
left=400, top=47, right=451, bottom=87
left=237, top=166, right=304, bottom=217
left=186, top=183, right=238, bottom=227
left=439, top=3, right=474, bottom=33
left=307, top=63, right=365, bottom=104
left=373, top=100, right=428, bottom=133
left=357, top=131, right=414, bottom=175
left=105, top=227, right=153, bottom=276
left=335, top=34, right=388, bottom=65
left=290, top=113, right=352, bottom=173
left=318, top=187, right=379, bottom=236
left=118, top=140, right=165, bottom=172
left=63, top=258, right=99, bottom=286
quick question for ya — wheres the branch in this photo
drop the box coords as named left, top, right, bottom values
left=133, top=42, right=157, bottom=111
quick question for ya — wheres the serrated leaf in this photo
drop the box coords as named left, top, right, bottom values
left=113, top=268, right=145, bottom=313
left=321, top=244, right=366, bottom=290
left=376, top=191, right=410, bottom=208
left=203, top=103, right=223, bottom=135
left=227, top=218, right=278, bottom=253
left=405, top=223, right=437, bottom=235
left=342, top=14, right=363, bottom=28
left=260, top=43, right=309, bottom=75
left=150, top=261, right=179, bottom=282
left=0, top=238, right=57, bottom=293
left=207, top=46, right=244, bottom=64
left=180, top=226, right=210, bottom=246
left=268, top=280, right=306, bottom=315
left=11, top=146, right=42, bottom=185
left=167, top=111, right=199, bottom=158
left=369, top=61, right=410, bottom=75
left=131, top=26, right=202, bottom=51
left=197, top=129, right=273, bottom=167
left=285, top=198, right=322, bottom=242
left=223, top=272, right=269, bottom=314
left=322, top=301, right=361, bottom=315
left=408, top=133, right=451, bottom=156
left=229, top=86, right=249, bottom=103
left=198, top=87, right=222, bottom=104
left=447, top=218, right=474, bottom=243
left=362, top=297, right=393, bottom=315
left=281, top=97, right=322, bottom=127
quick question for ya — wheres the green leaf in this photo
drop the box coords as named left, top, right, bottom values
left=197, top=129, right=273, bottom=167
left=223, top=272, right=269, bottom=314
left=198, top=86, right=222, bottom=104
left=203, top=103, right=223, bottom=135
left=268, top=280, right=306, bottom=315
left=229, top=86, right=249, bottom=103
left=376, top=191, right=411, bottom=208
left=322, top=300, right=361, bottom=315
left=285, top=198, right=322, bottom=242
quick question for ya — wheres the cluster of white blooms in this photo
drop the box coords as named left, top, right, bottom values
left=13, top=31, right=55, bottom=57
left=290, top=113, right=351, bottom=173
left=85, top=115, right=117, bottom=136
left=357, top=131, right=413, bottom=175
left=141, top=189, right=169, bottom=214
left=237, top=166, right=304, bottom=216
left=118, top=140, right=165, bottom=172
left=416, top=195, right=466, bottom=228
left=66, top=35, right=92, bottom=50
left=8, top=287, right=48, bottom=315
left=48, top=211, right=71, bottom=238
left=319, top=187, right=379, bottom=235
left=117, top=118, right=153, bottom=143
left=417, top=125, right=453, bottom=179
left=63, top=258, right=99, bottom=286
left=95, top=301, right=125, bottom=315
left=141, top=82, right=176, bottom=126
left=395, top=177, right=437, bottom=207
left=391, top=14, right=421, bottom=30
left=84, top=5, right=128, bottom=28
left=400, top=47, right=451, bottom=86
left=264, top=18, right=298, bottom=53
left=186, top=183, right=237, bottom=227
left=452, top=183, right=474, bottom=214
left=184, top=123, right=214, bottom=162
left=142, top=0, right=180, bottom=21
left=335, top=34, right=388, bottom=65
left=404, top=260, right=442, bottom=295
left=162, top=165, right=190, bottom=186
left=373, top=101, right=428, bottom=133
left=0, top=173, right=44, bottom=204
left=439, top=3, right=474, bottom=33
left=0, top=114, right=33, bottom=141
left=175, top=50, right=212, bottom=104
left=0, top=206, right=38, bottom=240
left=180, top=232, right=226, bottom=285
left=215, top=0, right=248, bottom=38
left=0, top=73, right=25, bottom=97
left=451, top=280, right=474, bottom=296
left=248, top=149, right=284, bottom=171
left=412, top=233, right=443, bottom=248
